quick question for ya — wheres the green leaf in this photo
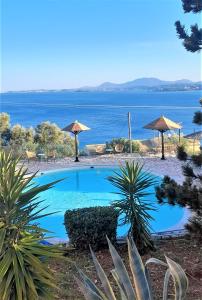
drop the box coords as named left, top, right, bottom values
left=127, top=238, right=152, bottom=300
left=165, top=256, right=188, bottom=300
left=107, top=237, right=137, bottom=299
left=78, top=268, right=108, bottom=300
left=111, top=270, right=128, bottom=300
left=0, top=228, right=6, bottom=254
left=163, top=269, right=171, bottom=300
left=0, top=150, right=64, bottom=299
left=90, top=246, right=116, bottom=300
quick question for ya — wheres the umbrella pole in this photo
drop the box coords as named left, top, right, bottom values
left=193, top=138, right=195, bottom=155
left=161, top=131, right=165, bottom=160
left=178, top=128, right=181, bottom=144
left=74, top=133, right=79, bottom=162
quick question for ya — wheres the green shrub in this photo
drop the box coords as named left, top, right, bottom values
left=107, top=138, right=140, bottom=153
left=0, top=113, right=75, bottom=158
left=64, top=206, right=118, bottom=250
left=191, top=153, right=202, bottom=167
left=125, top=139, right=140, bottom=152
left=54, top=143, right=74, bottom=157
left=177, top=145, right=188, bottom=161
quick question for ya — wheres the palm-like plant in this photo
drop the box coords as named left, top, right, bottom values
left=0, top=151, right=63, bottom=300
left=76, top=237, right=188, bottom=300
left=108, top=162, right=156, bottom=254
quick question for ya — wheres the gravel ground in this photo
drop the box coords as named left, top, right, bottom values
left=51, top=237, right=202, bottom=300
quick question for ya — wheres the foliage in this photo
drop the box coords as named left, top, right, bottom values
left=76, top=237, right=188, bottom=300
left=0, top=113, right=74, bottom=158
left=193, top=110, right=202, bottom=125
left=64, top=207, right=118, bottom=250
left=0, top=112, right=10, bottom=133
left=54, top=143, right=74, bottom=158
left=35, top=121, right=64, bottom=147
left=185, top=215, right=202, bottom=239
left=0, top=113, right=11, bottom=146
left=10, top=124, right=27, bottom=145
left=107, top=138, right=140, bottom=153
left=155, top=171, right=202, bottom=241
left=108, top=162, right=156, bottom=254
left=177, top=145, right=188, bottom=161
left=0, top=151, right=63, bottom=299
left=175, top=0, right=202, bottom=52
left=181, top=0, right=202, bottom=13
left=167, top=134, right=188, bottom=147
left=191, top=152, right=202, bottom=167
left=2, top=124, right=36, bottom=158
left=155, top=98, right=202, bottom=241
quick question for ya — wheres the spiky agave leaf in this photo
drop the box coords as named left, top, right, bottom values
left=111, top=270, right=128, bottom=300
left=107, top=237, right=137, bottom=299
left=163, top=270, right=171, bottom=300
left=145, top=255, right=188, bottom=300
left=165, top=256, right=188, bottom=300
left=90, top=246, right=116, bottom=300
left=76, top=238, right=188, bottom=300
left=77, top=268, right=108, bottom=300
left=127, top=237, right=152, bottom=300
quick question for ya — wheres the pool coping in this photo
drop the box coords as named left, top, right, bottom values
left=36, top=164, right=190, bottom=244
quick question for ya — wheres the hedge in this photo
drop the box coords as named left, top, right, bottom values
left=64, top=206, right=118, bottom=250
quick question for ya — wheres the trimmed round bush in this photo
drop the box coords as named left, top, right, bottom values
left=64, top=206, right=118, bottom=250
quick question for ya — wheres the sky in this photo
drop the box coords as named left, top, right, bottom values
left=1, top=0, right=201, bottom=91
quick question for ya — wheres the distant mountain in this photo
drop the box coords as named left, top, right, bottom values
left=2, top=77, right=201, bottom=93
left=83, top=77, right=200, bottom=92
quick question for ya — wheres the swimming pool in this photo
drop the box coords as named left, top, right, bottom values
left=34, top=167, right=184, bottom=240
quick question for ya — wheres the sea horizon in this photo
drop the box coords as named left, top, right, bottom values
left=1, top=89, right=202, bottom=147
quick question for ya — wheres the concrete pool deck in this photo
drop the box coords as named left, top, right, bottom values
left=26, top=154, right=185, bottom=183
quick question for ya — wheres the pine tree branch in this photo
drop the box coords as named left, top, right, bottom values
left=175, top=21, right=188, bottom=39
left=182, top=0, right=202, bottom=13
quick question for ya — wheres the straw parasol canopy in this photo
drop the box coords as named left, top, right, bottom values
left=144, top=116, right=182, bottom=160
left=63, top=120, right=90, bottom=162
left=63, top=121, right=90, bottom=133
left=184, top=131, right=202, bottom=140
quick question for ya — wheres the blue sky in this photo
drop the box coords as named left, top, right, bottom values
left=1, top=0, right=201, bottom=91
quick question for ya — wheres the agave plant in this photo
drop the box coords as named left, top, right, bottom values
left=0, top=151, right=63, bottom=300
left=76, top=237, right=188, bottom=300
left=108, top=161, right=156, bottom=254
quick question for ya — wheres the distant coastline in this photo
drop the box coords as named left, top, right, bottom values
left=2, top=77, right=202, bottom=94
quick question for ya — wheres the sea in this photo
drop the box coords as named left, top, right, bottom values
left=1, top=90, right=202, bottom=147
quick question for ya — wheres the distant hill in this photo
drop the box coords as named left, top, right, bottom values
left=2, top=77, right=202, bottom=93
left=82, top=77, right=201, bottom=92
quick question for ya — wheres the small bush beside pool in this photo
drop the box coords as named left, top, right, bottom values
left=64, top=206, right=118, bottom=250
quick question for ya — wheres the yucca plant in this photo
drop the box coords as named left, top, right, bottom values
left=0, top=151, right=63, bottom=300
left=76, top=237, right=188, bottom=300
left=108, top=162, right=156, bottom=254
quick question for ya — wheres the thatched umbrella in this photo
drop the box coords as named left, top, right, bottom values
left=144, top=116, right=182, bottom=160
left=184, top=130, right=202, bottom=140
left=63, top=120, right=90, bottom=162
left=184, top=130, right=202, bottom=154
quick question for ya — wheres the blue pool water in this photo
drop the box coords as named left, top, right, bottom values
left=34, top=167, right=184, bottom=239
